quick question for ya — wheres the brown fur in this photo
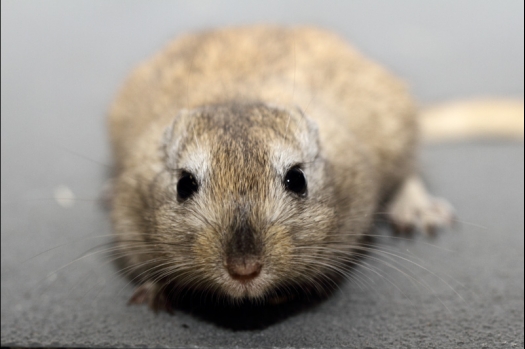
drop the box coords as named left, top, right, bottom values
left=108, top=26, right=421, bottom=305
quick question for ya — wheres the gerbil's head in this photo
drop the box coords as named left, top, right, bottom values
left=132, top=102, right=343, bottom=301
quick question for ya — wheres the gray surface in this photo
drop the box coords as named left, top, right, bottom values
left=1, top=144, right=523, bottom=348
left=1, top=1, right=524, bottom=348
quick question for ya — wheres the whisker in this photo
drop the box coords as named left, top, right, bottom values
left=51, top=142, right=112, bottom=169
left=293, top=244, right=464, bottom=311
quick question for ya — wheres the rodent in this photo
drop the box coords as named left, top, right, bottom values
left=107, top=25, right=523, bottom=311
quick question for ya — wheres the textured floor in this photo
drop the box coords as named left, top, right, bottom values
left=2, top=1, right=524, bottom=348
left=1, top=143, right=524, bottom=348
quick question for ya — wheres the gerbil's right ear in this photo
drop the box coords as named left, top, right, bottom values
left=161, top=108, right=193, bottom=169
left=295, top=106, right=321, bottom=160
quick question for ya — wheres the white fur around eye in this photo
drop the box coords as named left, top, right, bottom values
left=270, top=142, right=304, bottom=177
left=177, top=142, right=211, bottom=180
left=296, top=112, right=320, bottom=160
left=162, top=112, right=211, bottom=180
left=179, top=144, right=211, bottom=180
left=270, top=114, right=320, bottom=177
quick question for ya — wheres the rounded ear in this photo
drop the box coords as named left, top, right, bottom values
left=161, top=108, right=193, bottom=169
left=295, top=106, right=321, bottom=160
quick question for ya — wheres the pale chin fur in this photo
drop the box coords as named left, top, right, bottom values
left=219, top=273, right=275, bottom=300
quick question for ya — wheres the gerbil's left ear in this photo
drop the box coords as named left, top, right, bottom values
left=161, top=108, right=193, bottom=169
left=295, top=106, right=321, bottom=159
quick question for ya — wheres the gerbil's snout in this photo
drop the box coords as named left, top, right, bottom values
left=226, top=257, right=262, bottom=283
left=225, top=218, right=263, bottom=283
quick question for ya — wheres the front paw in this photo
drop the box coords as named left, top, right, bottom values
left=128, top=282, right=174, bottom=314
left=387, top=176, right=455, bottom=235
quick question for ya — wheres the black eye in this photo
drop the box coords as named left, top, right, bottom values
left=177, top=171, right=198, bottom=201
left=284, top=166, right=307, bottom=197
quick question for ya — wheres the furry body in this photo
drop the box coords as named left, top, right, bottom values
left=108, top=26, right=434, bottom=307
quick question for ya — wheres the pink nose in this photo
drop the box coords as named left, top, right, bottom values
left=226, top=257, right=262, bottom=283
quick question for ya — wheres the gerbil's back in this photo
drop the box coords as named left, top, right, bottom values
left=109, top=25, right=417, bottom=193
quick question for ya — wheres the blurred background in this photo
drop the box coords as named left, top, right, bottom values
left=1, top=1, right=523, bottom=348
left=2, top=0, right=523, bottom=208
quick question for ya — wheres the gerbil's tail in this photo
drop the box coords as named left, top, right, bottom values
left=420, top=99, right=524, bottom=143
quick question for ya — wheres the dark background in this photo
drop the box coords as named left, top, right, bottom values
left=2, top=1, right=523, bottom=348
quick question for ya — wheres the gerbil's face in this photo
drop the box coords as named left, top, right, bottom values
left=148, top=103, right=338, bottom=300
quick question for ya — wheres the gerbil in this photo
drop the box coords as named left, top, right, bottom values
left=107, top=25, right=464, bottom=310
